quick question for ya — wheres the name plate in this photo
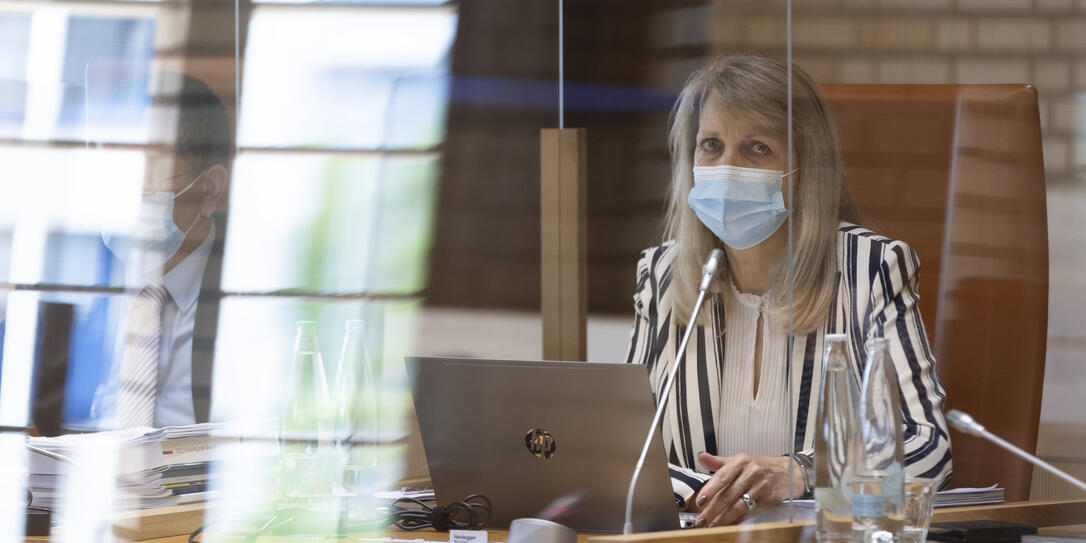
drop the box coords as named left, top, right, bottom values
left=449, top=529, right=487, bottom=543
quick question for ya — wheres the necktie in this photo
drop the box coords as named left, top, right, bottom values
left=115, top=284, right=169, bottom=428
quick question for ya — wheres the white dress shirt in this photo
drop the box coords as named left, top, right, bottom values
left=94, top=225, right=215, bottom=428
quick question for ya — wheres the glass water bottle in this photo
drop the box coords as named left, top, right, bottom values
left=852, top=337, right=905, bottom=542
left=815, top=334, right=863, bottom=543
left=332, top=319, right=379, bottom=519
left=281, top=320, right=332, bottom=499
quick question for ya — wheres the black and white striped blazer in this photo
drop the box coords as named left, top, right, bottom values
left=625, top=223, right=953, bottom=506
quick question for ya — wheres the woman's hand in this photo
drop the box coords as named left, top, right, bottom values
left=688, top=452, right=804, bottom=527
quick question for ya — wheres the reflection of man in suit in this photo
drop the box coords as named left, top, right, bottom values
left=89, top=73, right=231, bottom=428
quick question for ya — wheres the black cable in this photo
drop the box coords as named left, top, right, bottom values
left=189, top=493, right=491, bottom=539
left=390, top=494, right=491, bottom=532
left=188, top=524, right=203, bottom=543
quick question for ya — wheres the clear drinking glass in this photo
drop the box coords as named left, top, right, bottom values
left=902, top=478, right=937, bottom=543
left=341, top=463, right=379, bottom=521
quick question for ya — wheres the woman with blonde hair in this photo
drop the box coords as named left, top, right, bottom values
left=625, top=53, right=952, bottom=528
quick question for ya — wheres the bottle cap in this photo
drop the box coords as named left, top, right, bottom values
left=871, top=531, right=893, bottom=543
left=825, top=333, right=847, bottom=341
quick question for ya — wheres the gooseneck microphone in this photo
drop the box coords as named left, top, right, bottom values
left=946, top=409, right=1086, bottom=494
left=623, top=249, right=723, bottom=535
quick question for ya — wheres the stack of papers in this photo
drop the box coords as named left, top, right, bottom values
left=933, top=484, right=1005, bottom=508
left=375, top=488, right=436, bottom=503
left=27, top=427, right=173, bottom=510
left=161, top=461, right=221, bottom=498
left=782, top=484, right=1005, bottom=510
left=26, top=422, right=249, bottom=510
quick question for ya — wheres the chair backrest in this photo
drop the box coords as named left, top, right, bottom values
left=822, top=84, right=1049, bottom=502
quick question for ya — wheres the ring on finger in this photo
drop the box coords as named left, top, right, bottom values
left=740, top=492, right=756, bottom=513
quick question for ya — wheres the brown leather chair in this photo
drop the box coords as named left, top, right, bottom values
left=822, top=84, right=1049, bottom=502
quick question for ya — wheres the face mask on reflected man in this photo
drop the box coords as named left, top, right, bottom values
left=102, top=172, right=206, bottom=275
left=686, top=164, right=791, bottom=250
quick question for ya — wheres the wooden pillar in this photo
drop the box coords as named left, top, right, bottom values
left=540, top=128, right=587, bottom=361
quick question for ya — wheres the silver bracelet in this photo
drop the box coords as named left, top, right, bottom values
left=788, top=452, right=815, bottom=498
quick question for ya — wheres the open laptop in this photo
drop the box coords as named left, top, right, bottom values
left=406, top=356, right=683, bottom=533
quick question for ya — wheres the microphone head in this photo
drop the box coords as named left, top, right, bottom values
left=946, top=409, right=985, bottom=436
left=703, top=249, right=723, bottom=276
left=699, top=249, right=724, bottom=292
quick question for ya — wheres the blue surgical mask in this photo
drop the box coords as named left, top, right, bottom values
left=102, top=172, right=205, bottom=274
left=687, top=164, right=791, bottom=249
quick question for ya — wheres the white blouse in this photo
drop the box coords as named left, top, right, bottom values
left=716, top=282, right=791, bottom=458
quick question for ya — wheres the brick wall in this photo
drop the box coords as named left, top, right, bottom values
left=648, top=0, right=1086, bottom=499
left=649, top=1, right=1085, bottom=184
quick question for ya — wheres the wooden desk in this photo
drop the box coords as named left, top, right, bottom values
left=29, top=499, right=1086, bottom=542
left=588, top=499, right=1086, bottom=543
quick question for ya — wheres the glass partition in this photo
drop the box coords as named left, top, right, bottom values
left=0, top=0, right=1084, bottom=541
left=562, top=0, right=1086, bottom=534
left=0, top=0, right=454, bottom=538
left=782, top=0, right=1086, bottom=507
